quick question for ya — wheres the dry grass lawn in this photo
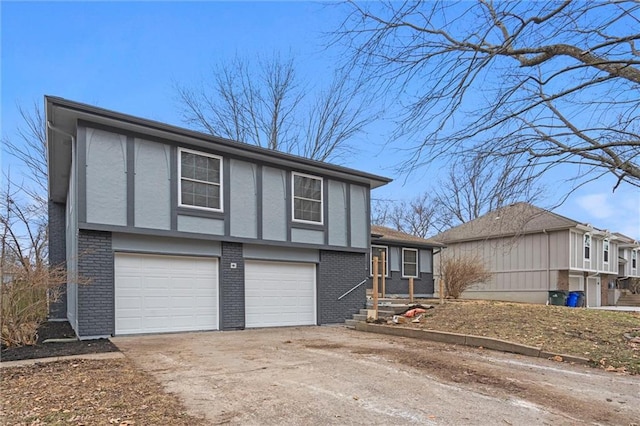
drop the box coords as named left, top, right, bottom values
left=403, top=300, right=640, bottom=374
left=0, top=358, right=204, bottom=426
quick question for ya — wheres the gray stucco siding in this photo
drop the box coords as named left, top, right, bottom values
left=327, top=180, right=348, bottom=247
left=230, top=159, right=258, bottom=239
left=261, top=166, right=287, bottom=241
left=244, top=244, right=319, bottom=263
left=78, top=125, right=374, bottom=253
left=112, top=233, right=221, bottom=256
left=134, top=138, right=171, bottom=230
left=291, top=227, right=324, bottom=245
left=177, top=215, right=225, bottom=235
left=350, top=185, right=368, bottom=248
left=85, top=128, right=127, bottom=226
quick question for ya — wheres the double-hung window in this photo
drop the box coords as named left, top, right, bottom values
left=370, top=245, right=389, bottom=277
left=179, top=148, right=223, bottom=211
left=584, top=234, right=591, bottom=260
left=402, top=248, right=418, bottom=278
left=633, top=250, right=637, bottom=269
left=603, top=239, right=609, bottom=264
left=292, top=172, right=323, bottom=224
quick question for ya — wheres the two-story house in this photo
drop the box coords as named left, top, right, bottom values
left=431, top=203, right=635, bottom=307
left=615, top=233, right=640, bottom=285
left=46, top=96, right=390, bottom=339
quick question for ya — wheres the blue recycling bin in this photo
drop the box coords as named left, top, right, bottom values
left=567, top=292, right=580, bottom=307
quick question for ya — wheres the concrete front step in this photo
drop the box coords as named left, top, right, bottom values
left=617, top=295, right=640, bottom=306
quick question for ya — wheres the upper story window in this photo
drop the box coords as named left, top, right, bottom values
left=178, top=148, right=223, bottom=211
left=633, top=250, right=638, bottom=269
left=292, top=172, right=323, bottom=224
left=603, top=239, right=609, bottom=264
left=370, top=245, right=389, bottom=277
left=584, top=234, right=591, bottom=260
left=402, top=248, right=419, bottom=278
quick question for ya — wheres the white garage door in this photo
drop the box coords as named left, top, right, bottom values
left=115, top=253, right=219, bottom=335
left=245, top=260, right=316, bottom=328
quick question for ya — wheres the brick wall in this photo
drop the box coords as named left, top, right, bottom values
left=220, top=242, right=245, bottom=330
left=77, top=230, right=114, bottom=337
left=48, top=201, right=67, bottom=320
left=317, top=251, right=367, bottom=324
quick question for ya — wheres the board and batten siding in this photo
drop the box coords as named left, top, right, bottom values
left=79, top=126, right=368, bottom=251
left=569, top=230, right=618, bottom=273
left=438, top=231, right=569, bottom=292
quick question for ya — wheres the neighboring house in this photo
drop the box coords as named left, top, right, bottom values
left=46, top=96, right=390, bottom=339
left=615, top=232, right=640, bottom=286
left=431, top=203, right=637, bottom=306
left=367, top=226, right=445, bottom=297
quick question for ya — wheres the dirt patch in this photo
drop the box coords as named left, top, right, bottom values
left=378, top=300, right=640, bottom=374
left=338, top=338, right=633, bottom=425
left=0, top=358, right=204, bottom=425
left=1, top=321, right=119, bottom=362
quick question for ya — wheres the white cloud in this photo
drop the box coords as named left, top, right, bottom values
left=575, top=193, right=614, bottom=220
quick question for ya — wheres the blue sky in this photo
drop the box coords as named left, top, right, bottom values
left=2, top=1, right=639, bottom=239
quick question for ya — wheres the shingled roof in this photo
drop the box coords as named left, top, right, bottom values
left=432, top=203, right=583, bottom=244
left=371, top=225, right=445, bottom=248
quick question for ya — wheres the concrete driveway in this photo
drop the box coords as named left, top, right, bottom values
left=113, top=326, right=640, bottom=425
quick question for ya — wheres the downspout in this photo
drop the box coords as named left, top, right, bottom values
left=47, top=121, right=76, bottom=145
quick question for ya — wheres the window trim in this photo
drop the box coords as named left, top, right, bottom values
left=633, top=250, right=638, bottom=270
left=291, top=171, right=324, bottom=225
left=402, top=248, right=419, bottom=278
left=177, top=147, right=224, bottom=212
left=603, top=239, right=609, bottom=265
left=584, top=233, right=591, bottom=261
left=370, top=245, right=389, bottom=277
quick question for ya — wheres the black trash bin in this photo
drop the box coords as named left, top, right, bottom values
left=548, top=290, right=568, bottom=306
left=575, top=291, right=585, bottom=307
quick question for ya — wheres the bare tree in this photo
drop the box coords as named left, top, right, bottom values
left=2, top=102, right=48, bottom=199
left=336, top=1, right=640, bottom=190
left=176, top=53, right=376, bottom=162
left=436, top=153, right=544, bottom=225
left=0, top=177, right=68, bottom=347
left=441, top=253, right=493, bottom=299
left=372, top=192, right=446, bottom=238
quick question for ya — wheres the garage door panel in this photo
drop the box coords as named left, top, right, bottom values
left=245, top=261, right=316, bottom=328
left=115, top=253, right=219, bottom=335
